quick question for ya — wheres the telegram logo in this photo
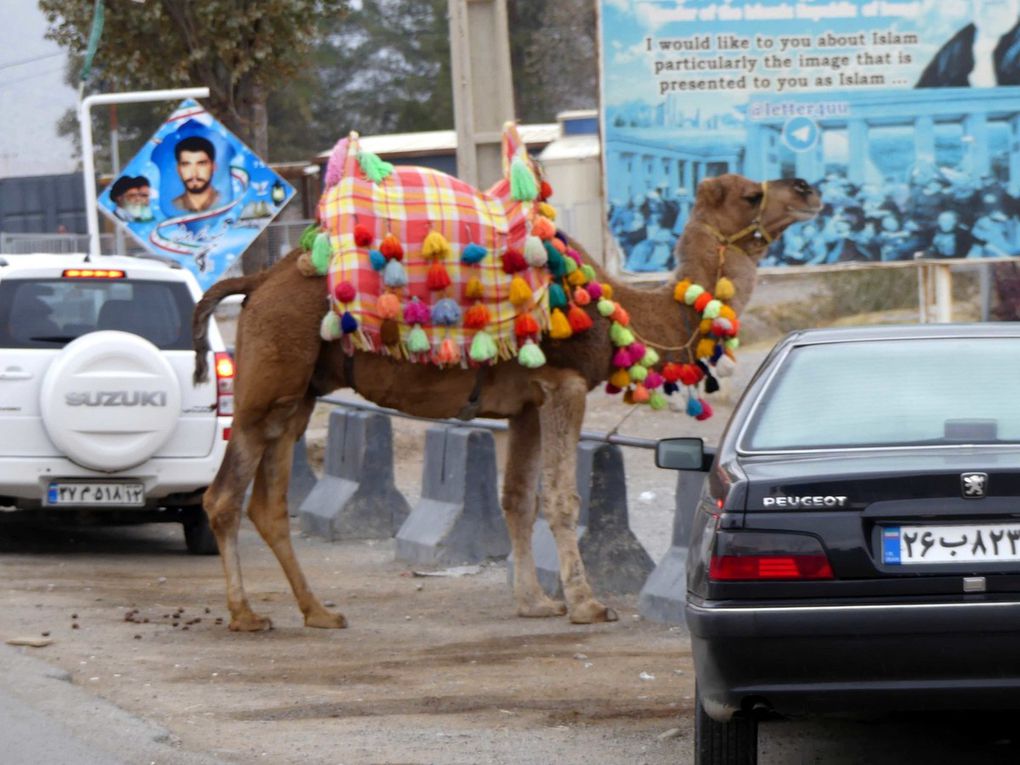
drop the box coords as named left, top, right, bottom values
left=782, top=116, right=820, bottom=152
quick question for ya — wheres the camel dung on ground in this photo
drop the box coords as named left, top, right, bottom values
left=192, top=165, right=821, bottom=632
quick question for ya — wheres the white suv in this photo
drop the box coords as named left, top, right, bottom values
left=0, top=253, right=232, bottom=554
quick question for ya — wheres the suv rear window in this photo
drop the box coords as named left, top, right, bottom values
left=743, top=337, right=1020, bottom=451
left=0, top=278, right=194, bottom=350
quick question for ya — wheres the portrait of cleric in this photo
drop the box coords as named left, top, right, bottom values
left=917, top=0, right=1020, bottom=87
left=108, top=175, right=153, bottom=223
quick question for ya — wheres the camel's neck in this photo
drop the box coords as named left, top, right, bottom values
left=676, top=224, right=760, bottom=314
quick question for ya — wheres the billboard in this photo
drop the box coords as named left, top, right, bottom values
left=599, top=0, right=1020, bottom=272
left=98, top=99, right=294, bottom=289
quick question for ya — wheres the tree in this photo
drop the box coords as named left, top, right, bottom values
left=41, top=0, right=348, bottom=272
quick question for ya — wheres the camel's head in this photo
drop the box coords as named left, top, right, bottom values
left=692, top=174, right=822, bottom=260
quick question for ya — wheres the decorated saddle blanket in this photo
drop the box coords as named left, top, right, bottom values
left=304, top=123, right=600, bottom=369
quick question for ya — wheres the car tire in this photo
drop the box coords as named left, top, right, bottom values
left=182, top=511, right=219, bottom=556
left=695, top=685, right=758, bottom=765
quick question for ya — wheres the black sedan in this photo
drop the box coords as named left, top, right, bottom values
left=656, top=323, right=1020, bottom=764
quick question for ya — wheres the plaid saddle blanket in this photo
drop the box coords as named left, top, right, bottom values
left=308, top=123, right=594, bottom=368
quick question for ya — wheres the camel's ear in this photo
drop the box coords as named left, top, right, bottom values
left=696, top=177, right=725, bottom=208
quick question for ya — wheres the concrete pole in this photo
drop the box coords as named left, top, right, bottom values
left=448, top=0, right=515, bottom=187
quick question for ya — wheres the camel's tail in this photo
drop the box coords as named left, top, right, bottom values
left=192, top=272, right=268, bottom=385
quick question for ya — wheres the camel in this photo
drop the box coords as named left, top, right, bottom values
left=192, top=171, right=821, bottom=632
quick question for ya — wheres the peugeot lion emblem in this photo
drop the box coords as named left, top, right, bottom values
left=961, top=473, right=988, bottom=499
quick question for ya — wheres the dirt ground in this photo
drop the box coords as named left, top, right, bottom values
left=0, top=519, right=695, bottom=765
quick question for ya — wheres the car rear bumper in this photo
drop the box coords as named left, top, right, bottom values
left=687, top=598, right=1020, bottom=720
left=0, top=439, right=228, bottom=509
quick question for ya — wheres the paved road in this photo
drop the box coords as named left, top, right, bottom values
left=0, top=643, right=220, bottom=765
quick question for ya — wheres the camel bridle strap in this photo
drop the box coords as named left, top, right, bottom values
left=699, top=181, right=773, bottom=257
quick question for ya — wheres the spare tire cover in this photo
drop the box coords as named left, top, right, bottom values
left=40, top=331, right=182, bottom=472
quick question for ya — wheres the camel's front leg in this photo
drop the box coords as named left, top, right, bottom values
left=503, top=405, right=567, bottom=618
left=537, top=374, right=618, bottom=624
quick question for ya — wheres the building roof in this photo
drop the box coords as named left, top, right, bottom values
left=315, top=124, right=561, bottom=161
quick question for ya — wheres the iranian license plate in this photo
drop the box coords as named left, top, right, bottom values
left=883, top=523, right=1020, bottom=565
left=46, top=481, right=145, bottom=507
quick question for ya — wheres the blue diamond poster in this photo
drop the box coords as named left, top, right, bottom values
left=98, top=99, right=294, bottom=289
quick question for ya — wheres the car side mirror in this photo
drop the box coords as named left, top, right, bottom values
left=655, top=437, right=711, bottom=471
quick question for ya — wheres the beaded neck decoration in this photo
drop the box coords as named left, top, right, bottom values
left=595, top=182, right=773, bottom=420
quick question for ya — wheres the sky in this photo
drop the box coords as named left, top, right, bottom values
left=0, top=0, right=78, bottom=177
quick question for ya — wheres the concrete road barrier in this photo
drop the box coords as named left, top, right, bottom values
left=287, top=435, right=318, bottom=517
left=519, top=441, right=655, bottom=597
left=299, top=410, right=410, bottom=540
left=638, top=471, right=704, bottom=625
left=395, top=426, right=510, bottom=566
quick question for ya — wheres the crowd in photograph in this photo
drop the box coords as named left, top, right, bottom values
left=610, top=167, right=1020, bottom=272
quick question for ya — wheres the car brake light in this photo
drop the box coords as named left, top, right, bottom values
left=214, top=351, right=234, bottom=416
left=710, top=554, right=833, bottom=581
left=62, top=268, right=126, bottom=279
left=709, top=530, right=834, bottom=581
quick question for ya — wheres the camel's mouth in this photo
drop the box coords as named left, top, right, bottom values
left=787, top=204, right=823, bottom=221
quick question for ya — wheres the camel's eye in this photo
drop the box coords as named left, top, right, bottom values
left=744, top=192, right=763, bottom=205
left=793, top=179, right=811, bottom=194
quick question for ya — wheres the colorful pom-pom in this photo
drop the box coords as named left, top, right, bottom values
left=716, top=354, right=737, bottom=378
left=627, top=342, right=646, bottom=365
left=679, top=363, right=704, bottom=385
left=403, top=297, right=431, bottom=325
left=299, top=223, right=319, bottom=253
left=502, top=247, right=528, bottom=274
left=432, top=297, right=462, bottom=326
left=465, top=277, right=484, bottom=300
left=407, top=324, right=430, bottom=354
left=712, top=318, right=734, bottom=337
left=546, top=246, right=567, bottom=278
left=610, top=369, right=631, bottom=388
left=380, top=233, right=403, bottom=261
left=353, top=224, right=373, bottom=248
left=382, top=259, right=407, bottom=288
left=377, top=292, right=401, bottom=320
left=435, top=337, right=461, bottom=365
left=597, top=299, right=616, bottom=317
left=703, top=299, right=722, bottom=319
left=693, top=292, right=713, bottom=313
left=573, top=286, right=591, bottom=306
left=518, top=339, right=546, bottom=368
left=661, top=362, right=683, bottom=384
left=601, top=283, right=614, bottom=300
left=684, top=284, right=705, bottom=305
left=422, top=230, right=450, bottom=260
left=510, top=155, right=538, bottom=202
left=649, top=391, right=668, bottom=410
left=605, top=383, right=622, bottom=395
left=611, top=304, right=630, bottom=327
left=567, top=304, right=593, bottom=333
left=464, top=303, right=491, bottom=329
left=641, top=348, right=661, bottom=367
left=549, top=308, right=572, bottom=339
left=537, top=202, right=557, bottom=221
left=549, top=237, right=566, bottom=254
left=567, top=268, right=588, bottom=287
left=699, top=317, right=714, bottom=335
left=696, top=399, right=714, bottom=421
left=426, top=262, right=452, bottom=291
left=469, top=330, right=498, bottom=362
left=532, top=216, right=556, bottom=241
left=581, top=264, right=597, bottom=281
left=333, top=280, right=357, bottom=304
left=704, top=373, right=720, bottom=394
left=628, top=364, right=649, bottom=383
left=645, top=370, right=664, bottom=389
left=586, top=282, right=603, bottom=300
left=548, top=282, right=568, bottom=310
left=509, top=276, right=533, bottom=307
left=514, top=312, right=539, bottom=339
left=461, top=243, right=488, bottom=264
left=562, top=253, right=578, bottom=274
left=725, top=337, right=740, bottom=351
left=715, top=277, right=736, bottom=301
left=719, top=305, right=737, bottom=321
left=369, top=249, right=386, bottom=271
left=610, top=322, right=634, bottom=347
left=311, top=232, right=332, bottom=275
left=613, top=348, right=631, bottom=368
left=357, top=150, right=394, bottom=183
left=673, top=279, right=692, bottom=302
left=524, top=236, right=547, bottom=267
left=686, top=397, right=704, bottom=417
left=320, top=312, right=340, bottom=341
left=696, top=338, right=716, bottom=359
left=539, top=180, right=553, bottom=200
left=340, top=311, right=358, bottom=334
left=663, top=382, right=679, bottom=395
left=632, top=383, right=651, bottom=404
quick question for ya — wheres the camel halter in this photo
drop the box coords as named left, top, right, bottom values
left=699, top=181, right=774, bottom=258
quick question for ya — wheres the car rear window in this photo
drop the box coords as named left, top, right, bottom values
left=743, top=337, right=1020, bottom=451
left=0, top=277, right=194, bottom=350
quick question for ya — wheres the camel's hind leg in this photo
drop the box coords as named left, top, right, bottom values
left=537, top=373, right=618, bottom=624
left=503, top=405, right=567, bottom=618
left=247, top=394, right=347, bottom=629
left=203, top=422, right=272, bottom=631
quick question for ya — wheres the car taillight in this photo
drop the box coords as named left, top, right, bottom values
left=709, top=530, right=834, bottom=581
left=710, top=554, right=833, bottom=581
left=214, top=352, right=234, bottom=416
left=62, top=268, right=126, bottom=278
